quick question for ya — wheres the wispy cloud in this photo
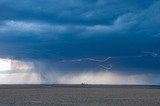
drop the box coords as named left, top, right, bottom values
left=86, top=13, right=136, bottom=33
left=0, top=20, right=68, bottom=33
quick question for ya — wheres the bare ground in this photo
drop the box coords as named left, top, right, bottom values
left=0, top=85, right=160, bottom=106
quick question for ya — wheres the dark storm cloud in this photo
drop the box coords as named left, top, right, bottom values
left=0, top=0, right=157, bottom=24
left=0, top=0, right=160, bottom=74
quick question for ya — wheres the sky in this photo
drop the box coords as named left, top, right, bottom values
left=0, top=0, right=160, bottom=84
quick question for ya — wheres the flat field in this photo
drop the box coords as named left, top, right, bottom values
left=0, top=85, right=160, bottom=106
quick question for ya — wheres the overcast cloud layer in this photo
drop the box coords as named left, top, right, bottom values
left=0, top=0, right=160, bottom=84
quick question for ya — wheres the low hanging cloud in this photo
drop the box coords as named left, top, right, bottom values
left=58, top=72, right=156, bottom=85
left=0, top=73, right=41, bottom=84
left=11, top=60, right=34, bottom=70
left=0, top=69, right=159, bottom=85
left=0, top=59, right=159, bottom=85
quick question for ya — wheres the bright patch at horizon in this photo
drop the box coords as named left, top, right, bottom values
left=0, top=59, right=11, bottom=71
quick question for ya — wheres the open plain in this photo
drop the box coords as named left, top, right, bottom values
left=0, top=85, right=160, bottom=106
